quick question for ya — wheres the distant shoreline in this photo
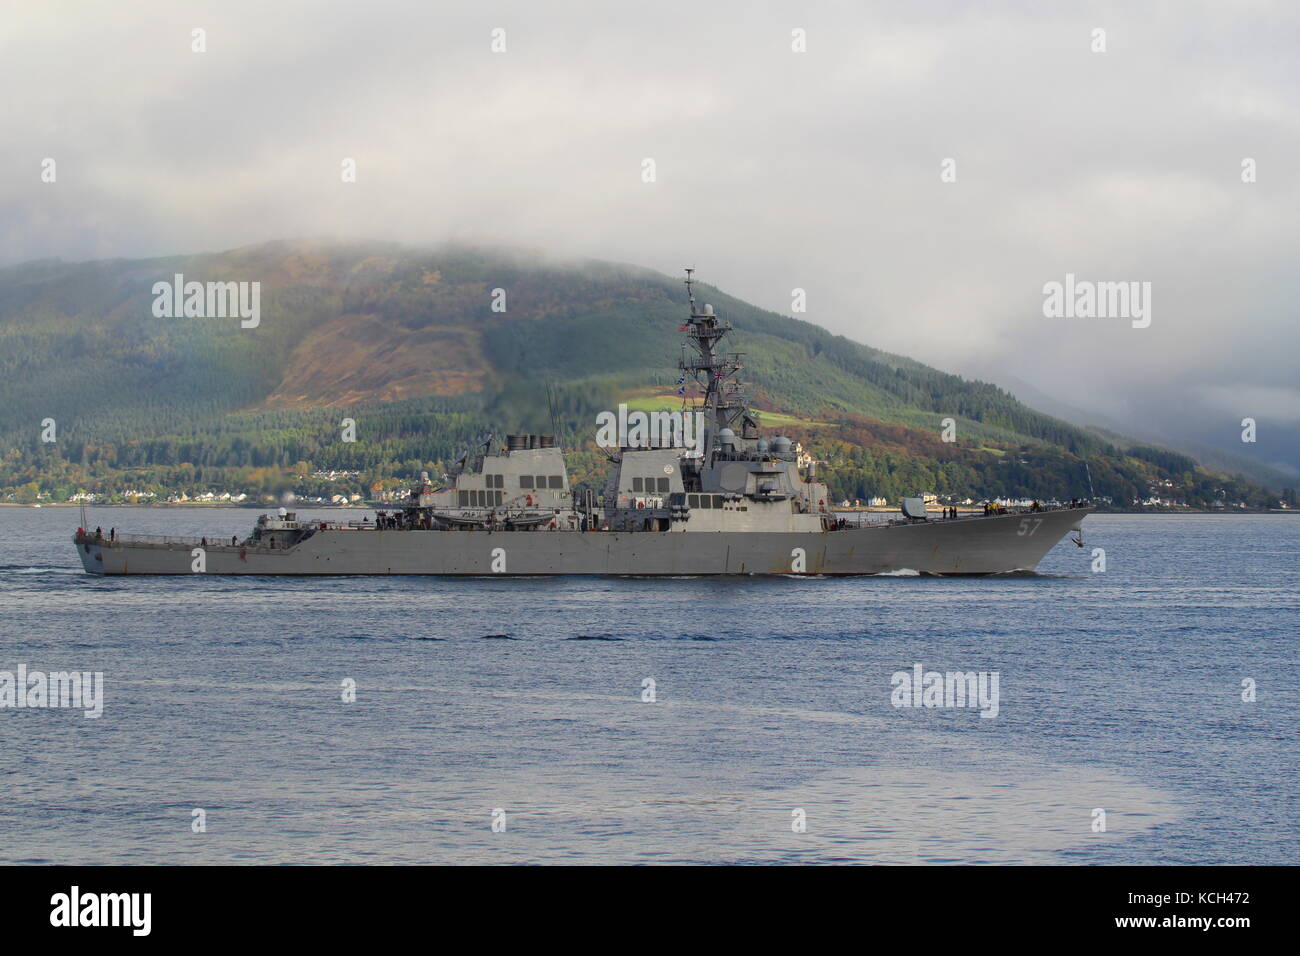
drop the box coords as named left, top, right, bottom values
left=4, top=502, right=1293, bottom=515
left=0, top=502, right=378, bottom=509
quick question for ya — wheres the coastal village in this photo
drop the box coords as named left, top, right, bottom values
left=8, top=475, right=1289, bottom=513
left=5, top=436, right=1294, bottom=513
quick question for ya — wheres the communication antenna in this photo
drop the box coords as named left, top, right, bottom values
left=545, top=380, right=565, bottom=449
left=451, top=432, right=477, bottom=474
left=1084, top=461, right=1096, bottom=500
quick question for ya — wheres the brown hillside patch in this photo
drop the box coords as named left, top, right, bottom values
left=260, top=313, right=492, bottom=408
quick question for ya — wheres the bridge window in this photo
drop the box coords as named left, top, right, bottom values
left=458, top=490, right=469, bottom=507
left=548, top=476, right=563, bottom=489
left=519, top=475, right=534, bottom=489
left=688, top=494, right=699, bottom=508
left=632, top=477, right=644, bottom=492
left=713, top=495, right=724, bottom=508
left=656, top=477, right=670, bottom=493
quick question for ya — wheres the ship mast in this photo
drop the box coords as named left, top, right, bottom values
left=679, top=269, right=751, bottom=453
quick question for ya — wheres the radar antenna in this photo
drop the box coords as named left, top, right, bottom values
left=677, top=268, right=751, bottom=453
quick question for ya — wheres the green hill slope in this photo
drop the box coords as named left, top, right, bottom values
left=0, top=239, right=1282, bottom=508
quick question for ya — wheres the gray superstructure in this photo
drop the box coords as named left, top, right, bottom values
left=74, top=270, right=1092, bottom=576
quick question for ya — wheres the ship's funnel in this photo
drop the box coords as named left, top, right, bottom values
left=539, top=435, right=556, bottom=448
left=507, top=435, right=527, bottom=451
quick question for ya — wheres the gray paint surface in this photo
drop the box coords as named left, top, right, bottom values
left=71, top=274, right=1094, bottom=578
left=75, top=506, right=1091, bottom=576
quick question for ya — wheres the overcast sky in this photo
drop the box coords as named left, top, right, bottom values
left=3, top=0, right=1297, bottom=472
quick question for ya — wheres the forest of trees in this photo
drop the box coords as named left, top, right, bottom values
left=1, top=396, right=1277, bottom=510
left=0, top=242, right=1280, bottom=509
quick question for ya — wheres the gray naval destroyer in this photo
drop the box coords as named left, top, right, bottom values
left=74, top=271, right=1092, bottom=576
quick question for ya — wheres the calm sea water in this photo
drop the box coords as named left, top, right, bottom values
left=0, top=508, right=1295, bottom=864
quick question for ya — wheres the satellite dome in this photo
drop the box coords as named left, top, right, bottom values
left=772, top=436, right=792, bottom=454
left=755, top=439, right=769, bottom=453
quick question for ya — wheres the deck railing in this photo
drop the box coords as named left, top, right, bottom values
left=78, top=532, right=243, bottom=548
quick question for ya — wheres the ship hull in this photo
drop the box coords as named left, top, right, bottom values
left=73, top=507, right=1091, bottom=576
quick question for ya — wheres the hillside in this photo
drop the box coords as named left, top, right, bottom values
left=0, top=239, right=1284, bottom=509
